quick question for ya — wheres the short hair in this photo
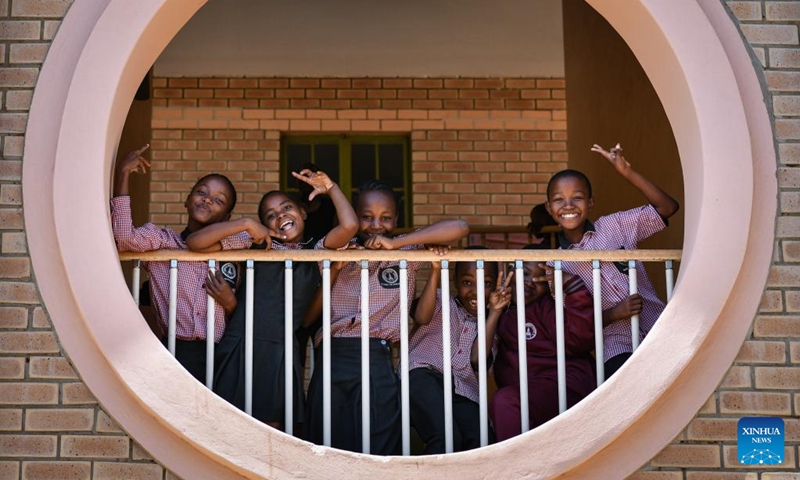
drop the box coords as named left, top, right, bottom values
left=455, top=245, right=498, bottom=278
left=546, top=169, right=593, bottom=199
left=355, top=179, right=398, bottom=211
left=527, top=203, right=557, bottom=237
left=192, top=173, right=237, bottom=214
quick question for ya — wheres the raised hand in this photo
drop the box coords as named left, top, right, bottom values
left=120, top=144, right=151, bottom=176
left=591, top=143, right=631, bottom=174
left=205, top=269, right=237, bottom=317
left=291, top=169, right=335, bottom=201
left=489, top=270, right=514, bottom=312
left=114, top=144, right=150, bottom=196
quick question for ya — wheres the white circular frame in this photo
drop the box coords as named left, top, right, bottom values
left=23, top=0, right=776, bottom=478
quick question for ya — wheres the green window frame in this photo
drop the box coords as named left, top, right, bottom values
left=280, top=135, right=412, bottom=227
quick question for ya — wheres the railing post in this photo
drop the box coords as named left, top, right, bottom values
left=476, top=260, right=489, bottom=447
left=441, top=260, right=454, bottom=454
left=553, top=260, right=567, bottom=414
left=132, top=259, right=141, bottom=306
left=665, top=260, right=675, bottom=301
left=244, top=259, right=254, bottom=416
left=628, top=260, right=639, bottom=352
left=593, top=260, right=605, bottom=386
left=168, top=259, right=178, bottom=356
left=399, top=260, right=410, bottom=456
left=322, top=260, right=332, bottom=447
left=205, top=259, right=216, bottom=389
left=284, top=260, right=294, bottom=435
left=360, top=260, right=370, bottom=454
left=514, top=260, right=529, bottom=434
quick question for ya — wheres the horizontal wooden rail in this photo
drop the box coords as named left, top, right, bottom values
left=119, top=249, right=682, bottom=263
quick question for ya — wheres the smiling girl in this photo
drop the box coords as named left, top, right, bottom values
left=185, top=169, right=357, bottom=431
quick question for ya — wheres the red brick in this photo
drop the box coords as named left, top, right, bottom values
left=649, top=444, right=721, bottom=468
left=25, top=409, right=93, bottom=432
left=736, top=340, right=786, bottom=363
left=94, top=462, right=163, bottom=480
left=61, top=383, right=96, bottom=405
left=0, top=281, right=39, bottom=303
left=21, top=461, right=91, bottom=480
left=0, top=21, right=40, bottom=40
left=0, top=306, right=26, bottom=328
left=719, top=391, right=791, bottom=414
left=0, top=383, right=58, bottom=405
left=0, top=435, right=56, bottom=457
left=96, top=410, right=123, bottom=434
left=0, top=409, right=21, bottom=431
left=686, top=473, right=756, bottom=480
left=29, top=357, right=77, bottom=379
left=754, top=314, right=800, bottom=337
left=754, top=366, right=800, bottom=389
left=766, top=2, right=800, bottom=21
left=0, top=357, right=24, bottom=379
left=61, top=435, right=129, bottom=458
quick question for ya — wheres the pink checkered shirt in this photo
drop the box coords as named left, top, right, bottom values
left=409, top=290, right=480, bottom=403
left=314, top=237, right=424, bottom=344
left=111, top=196, right=251, bottom=342
left=554, top=204, right=667, bottom=362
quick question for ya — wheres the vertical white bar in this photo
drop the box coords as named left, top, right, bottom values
left=360, top=260, right=370, bottom=454
left=399, top=260, right=410, bottom=456
left=628, top=260, right=639, bottom=352
left=476, top=260, right=489, bottom=446
left=285, top=260, right=294, bottom=435
left=132, top=260, right=141, bottom=306
left=553, top=261, right=567, bottom=414
left=168, top=259, right=178, bottom=356
left=593, top=260, right=605, bottom=386
left=205, top=259, right=216, bottom=389
left=665, top=260, right=675, bottom=301
left=322, top=260, right=332, bottom=447
left=514, top=260, right=529, bottom=433
left=245, top=259, right=255, bottom=416
left=441, top=260, right=454, bottom=454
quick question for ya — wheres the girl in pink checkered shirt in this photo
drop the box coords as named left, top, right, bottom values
left=545, top=143, right=680, bottom=378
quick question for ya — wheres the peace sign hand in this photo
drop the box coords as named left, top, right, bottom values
left=591, top=143, right=631, bottom=175
left=488, top=270, right=514, bottom=313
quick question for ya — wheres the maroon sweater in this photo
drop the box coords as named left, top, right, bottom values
left=494, top=277, right=596, bottom=396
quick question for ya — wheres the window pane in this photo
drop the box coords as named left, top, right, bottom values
left=286, top=144, right=311, bottom=176
left=314, top=144, right=340, bottom=184
left=378, top=144, right=405, bottom=188
left=352, top=143, right=377, bottom=189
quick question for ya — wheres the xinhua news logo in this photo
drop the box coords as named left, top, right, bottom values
left=738, top=417, right=784, bottom=465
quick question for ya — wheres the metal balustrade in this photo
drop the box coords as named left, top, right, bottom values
left=121, top=248, right=680, bottom=454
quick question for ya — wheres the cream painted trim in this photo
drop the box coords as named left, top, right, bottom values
left=22, top=0, right=775, bottom=478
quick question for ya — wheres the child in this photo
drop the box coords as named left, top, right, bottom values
left=545, top=143, right=680, bottom=378
left=487, top=248, right=596, bottom=441
left=185, top=169, right=357, bottom=431
left=305, top=180, right=469, bottom=454
left=111, top=145, right=251, bottom=382
left=407, top=247, right=504, bottom=454
left=527, top=203, right=558, bottom=246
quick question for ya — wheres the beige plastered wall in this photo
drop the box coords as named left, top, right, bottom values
left=0, top=0, right=795, bottom=479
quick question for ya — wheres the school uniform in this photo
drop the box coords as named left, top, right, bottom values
left=490, top=276, right=596, bottom=440
left=407, top=290, right=482, bottom=454
left=110, top=195, right=250, bottom=382
left=213, top=239, right=320, bottom=425
left=554, top=204, right=667, bottom=377
left=305, top=237, right=423, bottom=454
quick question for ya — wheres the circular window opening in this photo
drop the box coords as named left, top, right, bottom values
left=23, top=0, right=775, bottom=478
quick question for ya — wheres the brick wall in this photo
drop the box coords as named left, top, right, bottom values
left=0, top=0, right=798, bottom=478
left=149, top=77, right=567, bottom=230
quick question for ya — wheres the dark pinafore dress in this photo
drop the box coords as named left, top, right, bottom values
left=213, top=239, right=320, bottom=425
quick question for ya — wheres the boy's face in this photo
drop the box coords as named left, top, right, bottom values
left=522, top=262, right=549, bottom=305
left=357, top=191, right=398, bottom=242
left=185, top=177, right=233, bottom=230
left=545, top=176, right=594, bottom=233
left=260, top=192, right=306, bottom=243
left=455, top=263, right=497, bottom=316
